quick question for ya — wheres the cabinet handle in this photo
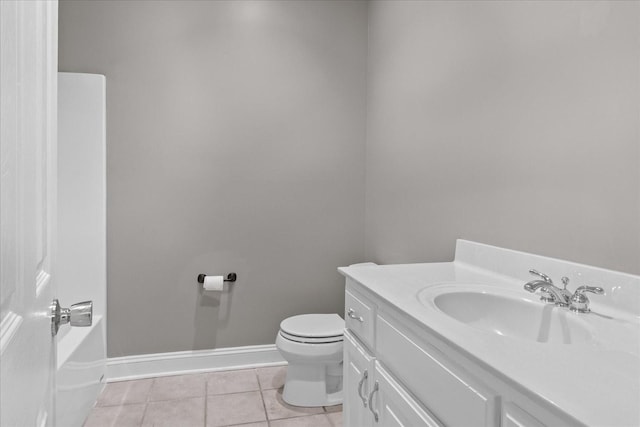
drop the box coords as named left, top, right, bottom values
left=367, top=380, right=379, bottom=422
left=348, top=308, right=364, bottom=322
left=357, top=370, right=369, bottom=407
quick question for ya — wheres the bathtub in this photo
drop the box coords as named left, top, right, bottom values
left=57, top=72, right=107, bottom=427
left=57, top=316, right=106, bottom=427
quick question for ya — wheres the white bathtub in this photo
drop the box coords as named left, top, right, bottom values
left=57, top=316, right=106, bottom=427
left=57, top=72, right=107, bottom=427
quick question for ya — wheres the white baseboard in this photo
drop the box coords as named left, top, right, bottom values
left=106, top=344, right=286, bottom=382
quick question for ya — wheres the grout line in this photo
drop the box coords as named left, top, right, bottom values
left=137, top=376, right=154, bottom=426
left=204, top=373, right=208, bottom=427
left=95, top=401, right=149, bottom=408
left=145, top=395, right=207, bottom=404
left=256, top=368, right=271, bottom=424
left=207, top=388, right=263, bottom=397
left=146, top=377, right=155, bottom=403
left=139, top=402, right=149, bottom=426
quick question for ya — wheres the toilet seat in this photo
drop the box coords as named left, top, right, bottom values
left=279, top=330, right=343, bottom=344
left=279, top=314, right=344, bottom=344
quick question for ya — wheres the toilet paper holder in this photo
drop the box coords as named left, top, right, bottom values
left=197, top=273, right=237, bottom=284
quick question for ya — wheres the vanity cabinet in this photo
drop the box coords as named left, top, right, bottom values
left=343, top=279, right=565, bottom=427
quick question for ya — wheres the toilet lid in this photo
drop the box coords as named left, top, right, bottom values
left=280, top=314, right=344, bottom=339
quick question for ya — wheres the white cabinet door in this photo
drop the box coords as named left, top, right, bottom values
left=372, top=363, right=442, bottom=427
left=344, top=330, right=376, bottom=427
left=0, top=1, right=59, bottom=426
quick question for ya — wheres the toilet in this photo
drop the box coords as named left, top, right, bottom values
left=275, top=313, right=344, bottom=407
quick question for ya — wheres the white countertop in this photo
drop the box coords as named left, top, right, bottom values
left=339, top=240, right=640, bottom=427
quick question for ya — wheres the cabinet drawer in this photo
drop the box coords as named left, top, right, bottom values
left=376, top=314, right=497, bottom=427
left=345, top=289, right=375, bottom=349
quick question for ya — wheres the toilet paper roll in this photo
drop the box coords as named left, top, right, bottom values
left=203, top=275, right=224, bottom=292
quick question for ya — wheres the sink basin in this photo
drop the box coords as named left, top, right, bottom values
left=418, top=285, right=594, bottom=344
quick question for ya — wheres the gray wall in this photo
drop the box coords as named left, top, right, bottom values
left=366, top=1, right=640, bottom=274
left=59, top=0, right=367, bottom=357
left=59, top=0, right=640, bottom=357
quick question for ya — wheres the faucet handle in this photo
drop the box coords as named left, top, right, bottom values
left=569, top=285, right=605, bottom=313
left=575, top=285, right=604, bottom=295
left=529, top=269, right=553, bottom=284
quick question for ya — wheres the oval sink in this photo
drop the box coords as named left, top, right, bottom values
left=419, top=285, right=593, bottom=344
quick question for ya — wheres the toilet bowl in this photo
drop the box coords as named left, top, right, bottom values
left=275, top=313, right=344, bottom=407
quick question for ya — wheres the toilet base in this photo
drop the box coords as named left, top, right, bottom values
left=282, top=363, right=343, bottom=407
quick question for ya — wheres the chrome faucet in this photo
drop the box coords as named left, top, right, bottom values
left=523, top=269, right=572, bottom=307
left=524, top=269, right=605, bottom=312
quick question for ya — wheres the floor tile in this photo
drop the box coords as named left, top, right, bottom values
left=142, top=397, right=205, bottom=427
left=148, top=373, right=206, bottom=401
left=270, top=414, right=333, bottom=427
left=207, top=369, right=260, bottom=395
left=262, top=389, right=324, bottom=420
left=324, top=404, right=342, bottom=413
left=206, top=391, right=266, bottom=427
left=83, top=404, right=146, bottom=427
left=96, top=379, right=153, bottom=406
left=326, top=411, right=342, bottom=427
left=257, top=366, right=287, bottom=390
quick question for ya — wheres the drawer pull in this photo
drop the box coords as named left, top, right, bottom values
left=357, top=370, right=369, bottom=407
left=348, top=308, right=364, bottom=322
left=368, top=380, right=379, bottom=422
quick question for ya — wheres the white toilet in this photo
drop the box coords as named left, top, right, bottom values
left=275, top=313, right=344, bottom=407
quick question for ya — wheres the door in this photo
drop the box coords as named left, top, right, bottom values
left=1, top=0, right=58, bottom=425
left=343, top=330, right=375, bottom=427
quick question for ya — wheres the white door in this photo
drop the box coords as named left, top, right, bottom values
left=1, top=1, right=59, bottom=426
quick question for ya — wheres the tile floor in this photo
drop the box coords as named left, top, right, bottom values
left=83, top=366, right=342, bottom=427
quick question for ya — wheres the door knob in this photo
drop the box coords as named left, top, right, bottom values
left=51, top=299, right=93, bottom=336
